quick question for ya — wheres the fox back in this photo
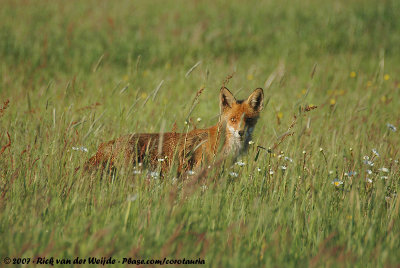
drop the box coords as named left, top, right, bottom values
left=84, top=87, right=264, bottom=175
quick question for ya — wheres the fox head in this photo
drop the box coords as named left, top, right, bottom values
left=219, top=87, right=264, bottom=153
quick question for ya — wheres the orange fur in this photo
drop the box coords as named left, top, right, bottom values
left=84, top=87, right=264, bottom=175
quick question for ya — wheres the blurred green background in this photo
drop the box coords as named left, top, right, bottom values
left=1, top=0, right=399, bottom=267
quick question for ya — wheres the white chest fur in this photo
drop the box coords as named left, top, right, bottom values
left=225, top=125, right=253, bottom=154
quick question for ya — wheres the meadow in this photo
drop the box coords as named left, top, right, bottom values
left=1, top=0, right=400, bottom=267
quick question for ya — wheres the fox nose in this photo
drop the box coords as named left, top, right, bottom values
left=238, top=130, right=245, bottom=137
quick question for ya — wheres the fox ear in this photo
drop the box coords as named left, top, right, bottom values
left=247, top=88, right=264, bottom=112
left=220, top=87, right=236, bottom=110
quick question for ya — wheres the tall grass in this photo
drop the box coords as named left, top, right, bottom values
left=1, top=0, right=399, bottom=267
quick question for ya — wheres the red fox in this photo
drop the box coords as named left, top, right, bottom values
left=84, top=87, right=264, bottom=175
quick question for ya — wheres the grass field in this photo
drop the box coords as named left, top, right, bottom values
left=1, top=0, right=400, bottom=267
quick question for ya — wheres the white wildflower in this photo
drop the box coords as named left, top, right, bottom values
left=284, top=156, right=293, bottom=162
left=332, top=178, right=343, bottom=187
left=386, top=123, right=397, bottom=132
left=372, top=148, right=380, bottom=157
left=187, top=170, right=196, bottom=175
left=150, top=171, right=159, bottom=179
left=379, top=167, right=389, bottom=173
left=229, top=172, right=238, bottom=177
left=366, top=169, right=372, bottom=175
left=363, top=160, right=374, bottom=167
left=235, top=160, right=246, bottom=167
left=72, top=146, right=88, bottom=153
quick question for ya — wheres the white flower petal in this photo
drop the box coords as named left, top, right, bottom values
left=379, top=167, right=389, bottom=173
left=229, top=172, right=238, bottom=177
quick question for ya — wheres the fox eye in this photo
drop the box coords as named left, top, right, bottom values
left=230, top=118, right=236, bottom=123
